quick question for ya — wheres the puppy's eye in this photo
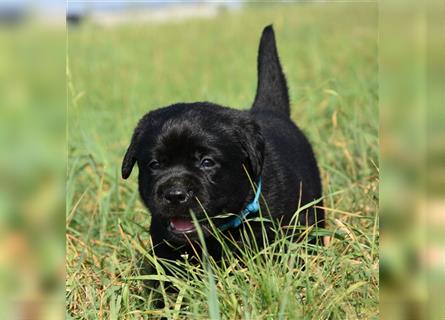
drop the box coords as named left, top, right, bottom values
left=148, top=160, right=161, bottom=170
left=200, top=158, right=215, bottom=169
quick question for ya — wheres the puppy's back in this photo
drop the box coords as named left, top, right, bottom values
left=250, top=25, right=324, bottom=233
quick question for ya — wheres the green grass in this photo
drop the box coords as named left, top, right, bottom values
left=67, top=4, right=378, bottom=319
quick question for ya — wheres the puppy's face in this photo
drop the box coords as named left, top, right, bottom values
left=122, top=103, right=264, bottom=243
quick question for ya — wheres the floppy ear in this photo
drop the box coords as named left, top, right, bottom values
left=121, top=127, right=140, bottom=179
left=121, top=113, right=151, bottom=179
left=237, top=119, right=265, bottom=180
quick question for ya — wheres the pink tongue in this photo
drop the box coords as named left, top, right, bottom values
left=170, top=217, right=195, bottom=231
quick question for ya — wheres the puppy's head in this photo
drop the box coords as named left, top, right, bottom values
left=122, top=102, right=264, bottom=242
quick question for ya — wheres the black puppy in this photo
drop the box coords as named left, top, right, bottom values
left=122, top=25, right=324, bottom=261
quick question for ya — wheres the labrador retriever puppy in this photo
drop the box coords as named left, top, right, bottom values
left=122, top=25, right=324, bottom=262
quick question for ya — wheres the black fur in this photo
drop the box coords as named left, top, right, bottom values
left=122, top=25, right=324, bottom=262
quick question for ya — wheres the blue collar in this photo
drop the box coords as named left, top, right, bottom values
left=218, top=178, right=262, bottom=231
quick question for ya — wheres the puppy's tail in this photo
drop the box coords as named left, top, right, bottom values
left=251, top=25, right=290, bottom=117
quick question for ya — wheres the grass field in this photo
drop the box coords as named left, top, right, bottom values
left=67, top=4, right=378, bottom=319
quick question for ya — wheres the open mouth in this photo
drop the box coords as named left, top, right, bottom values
left=168, top=213, right=238, bottom=236
left=169, top=217, right=198, bottom=234
left=169, top=216, right=221, bottom=236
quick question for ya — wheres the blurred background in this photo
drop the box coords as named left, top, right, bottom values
left=0, top=0, right=443, bottom=319
left=379, top=1, right=445, bottom=319
left=0, top=1, right=64, bottom=319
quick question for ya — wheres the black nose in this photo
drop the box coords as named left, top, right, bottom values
left=164, top=187, right=189, bottom=204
